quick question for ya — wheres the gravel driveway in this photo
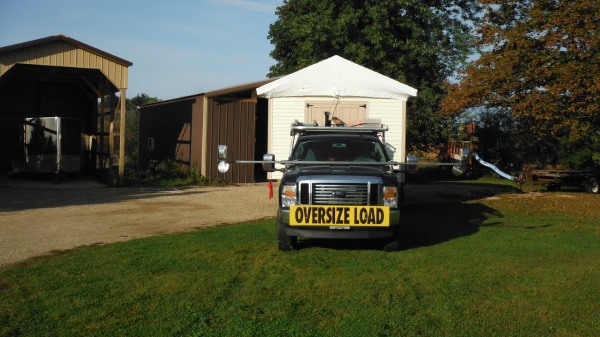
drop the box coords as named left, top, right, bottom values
left=0, top=176, right=279, bottom=267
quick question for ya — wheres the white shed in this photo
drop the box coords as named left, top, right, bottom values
left=257, top=55, right=418, bottom=180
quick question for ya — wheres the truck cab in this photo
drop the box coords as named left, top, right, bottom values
left=271, top=122, right=403, bottom=251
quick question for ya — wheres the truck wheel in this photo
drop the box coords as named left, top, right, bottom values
left=383, top=228, right=401, bottom=252
left=277, top=221, right=297, bottom=251
left=585, top=178, right=599, bottom=194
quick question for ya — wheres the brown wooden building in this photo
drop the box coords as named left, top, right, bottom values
left=138, top=79, right=275, bottom=183
left=0, top=34, right=131, bottom=184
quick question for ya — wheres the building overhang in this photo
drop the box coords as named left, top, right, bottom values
left=0, top=63, right=119, bottom=97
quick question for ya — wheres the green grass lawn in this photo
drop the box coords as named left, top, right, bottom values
left=1, top=187, right=600, bottom=336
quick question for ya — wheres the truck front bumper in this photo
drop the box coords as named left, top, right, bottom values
left=277, top=208, right=401, bottom=239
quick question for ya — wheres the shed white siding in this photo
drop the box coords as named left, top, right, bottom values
left=367, top=98, right=405, bottom=161
left=268, top=97, right=406, bottom=180
left=269, top=98, right=304, bottom=180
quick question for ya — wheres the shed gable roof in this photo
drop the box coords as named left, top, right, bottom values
left=0, top=35, right=131, bottom=89
left=256, top=55, right=418, bottom=101
left=0, top=34, right=132, bottom=66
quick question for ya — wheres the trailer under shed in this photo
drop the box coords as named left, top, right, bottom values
left=138, top=79, right=275, bottom=183
left=0, top=34, right=132, bottom=184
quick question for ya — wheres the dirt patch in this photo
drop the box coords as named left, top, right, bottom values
left=0, top=175, right=513, bottom=267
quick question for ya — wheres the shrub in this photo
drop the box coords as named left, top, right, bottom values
left=123, top=159, right=229, bottom=187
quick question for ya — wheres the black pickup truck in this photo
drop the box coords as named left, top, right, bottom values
left=265, top=123, right=405, bottom=252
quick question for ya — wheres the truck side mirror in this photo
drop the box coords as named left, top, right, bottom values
left=452, top=148, right=470, bottom=176
left=218, top=145, right=227, bottom=161
left=217, top=145, right=229, bottom=173
left=263, top=154, right=276, bottom=172
left=405, top=155, right=418, bottom=174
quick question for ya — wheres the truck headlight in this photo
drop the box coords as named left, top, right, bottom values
left=281, top=185, right=297, bottom=207
left=383, top=186, right=398, bottom=208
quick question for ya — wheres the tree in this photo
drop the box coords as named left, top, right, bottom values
left=125, top=93, right=161, bottom=165
left=441, top=0, right=600, bottom=168
left=267, top=0, right=481, bottom=153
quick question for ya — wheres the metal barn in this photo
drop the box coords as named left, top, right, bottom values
left=138, top=79, right=275, bottom=183
left=0, top=34, right=132, bottom=184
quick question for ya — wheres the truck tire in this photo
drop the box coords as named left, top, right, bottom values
left=585, top=178, right=599, bottom=194
left=383, top=228, right=401, bottom=252
left=277, top=221, right=297, bottom=251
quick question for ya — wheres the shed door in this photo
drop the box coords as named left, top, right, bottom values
left=305, top=101, right=368, bottom=126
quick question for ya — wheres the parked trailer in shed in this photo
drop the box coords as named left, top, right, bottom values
left=9, top=117, right=81, bottom=179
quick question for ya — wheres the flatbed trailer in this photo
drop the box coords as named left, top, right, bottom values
left=514, top=168, right=600, bottom=194
left=472, top=154, right=599, bottom=194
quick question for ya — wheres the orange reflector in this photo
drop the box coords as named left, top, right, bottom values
left=284, top=192, right=296, bottom=197
left=384, top=193, right=396, bottom=198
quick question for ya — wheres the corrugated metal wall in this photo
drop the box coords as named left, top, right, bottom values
left=138, top=99, right=196, bottom=169
left=190, top=98, right=204, bottom=171
left=205, top=99, right=256, bottom=183
left=0, top=40, right=128, bottom=89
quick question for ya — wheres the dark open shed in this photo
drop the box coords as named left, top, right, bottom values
left=0, top=34, right=132, bottom=184
left=138, top=79, right=274, bottom=183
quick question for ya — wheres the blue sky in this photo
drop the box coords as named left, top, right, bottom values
left=0, top=0, right=283, bottom=100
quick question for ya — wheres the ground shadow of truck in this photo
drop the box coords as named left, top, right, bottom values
left=293, top=201, right=503, bottom=251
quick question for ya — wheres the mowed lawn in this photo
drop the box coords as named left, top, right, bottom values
left=1, top=184, right=600, bottom=336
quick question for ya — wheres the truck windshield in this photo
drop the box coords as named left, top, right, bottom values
left=292, top=138, right=388, bottom=162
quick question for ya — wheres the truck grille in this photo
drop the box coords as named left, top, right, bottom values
left=312, top=183, right=368, bottom=205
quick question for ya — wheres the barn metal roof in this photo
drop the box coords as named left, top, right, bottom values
left=0, top=34, right=132, bottom=66
left=139, top=77, right=282, bottom=108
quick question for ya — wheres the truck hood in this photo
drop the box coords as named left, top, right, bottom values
left=282, top=165, right=397, bottom=185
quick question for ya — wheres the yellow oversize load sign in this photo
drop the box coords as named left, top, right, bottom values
left=290, top=206, right=390, bottom=227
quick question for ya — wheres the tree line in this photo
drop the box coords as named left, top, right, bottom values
left=268, top=0, right=600, bottom=172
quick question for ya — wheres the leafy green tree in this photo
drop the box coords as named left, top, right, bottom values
left=124, top=93, right=161, bottom=165
left=442, top=0, right=600, bottom=169
left=267, top=0, right=481, bottom=153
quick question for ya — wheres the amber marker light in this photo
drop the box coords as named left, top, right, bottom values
left=383, top=186, right=399, bottom=208
left=281, top=185, right=297, bottom=207
left=383, top=187, right=396, bottom=198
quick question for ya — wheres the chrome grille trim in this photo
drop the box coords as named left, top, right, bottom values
left=312, top=183, right=368, bottom=205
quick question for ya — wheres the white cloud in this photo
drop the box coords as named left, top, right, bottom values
left=203, top=0, right=280, bottom=14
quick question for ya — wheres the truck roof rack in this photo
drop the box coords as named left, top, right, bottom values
left=290, top=120, right=388, bottom=136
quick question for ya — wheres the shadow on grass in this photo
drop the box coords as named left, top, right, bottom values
left=294, top=201, right=502, bottom=251
left=402, top=181, right=522, bottom=207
